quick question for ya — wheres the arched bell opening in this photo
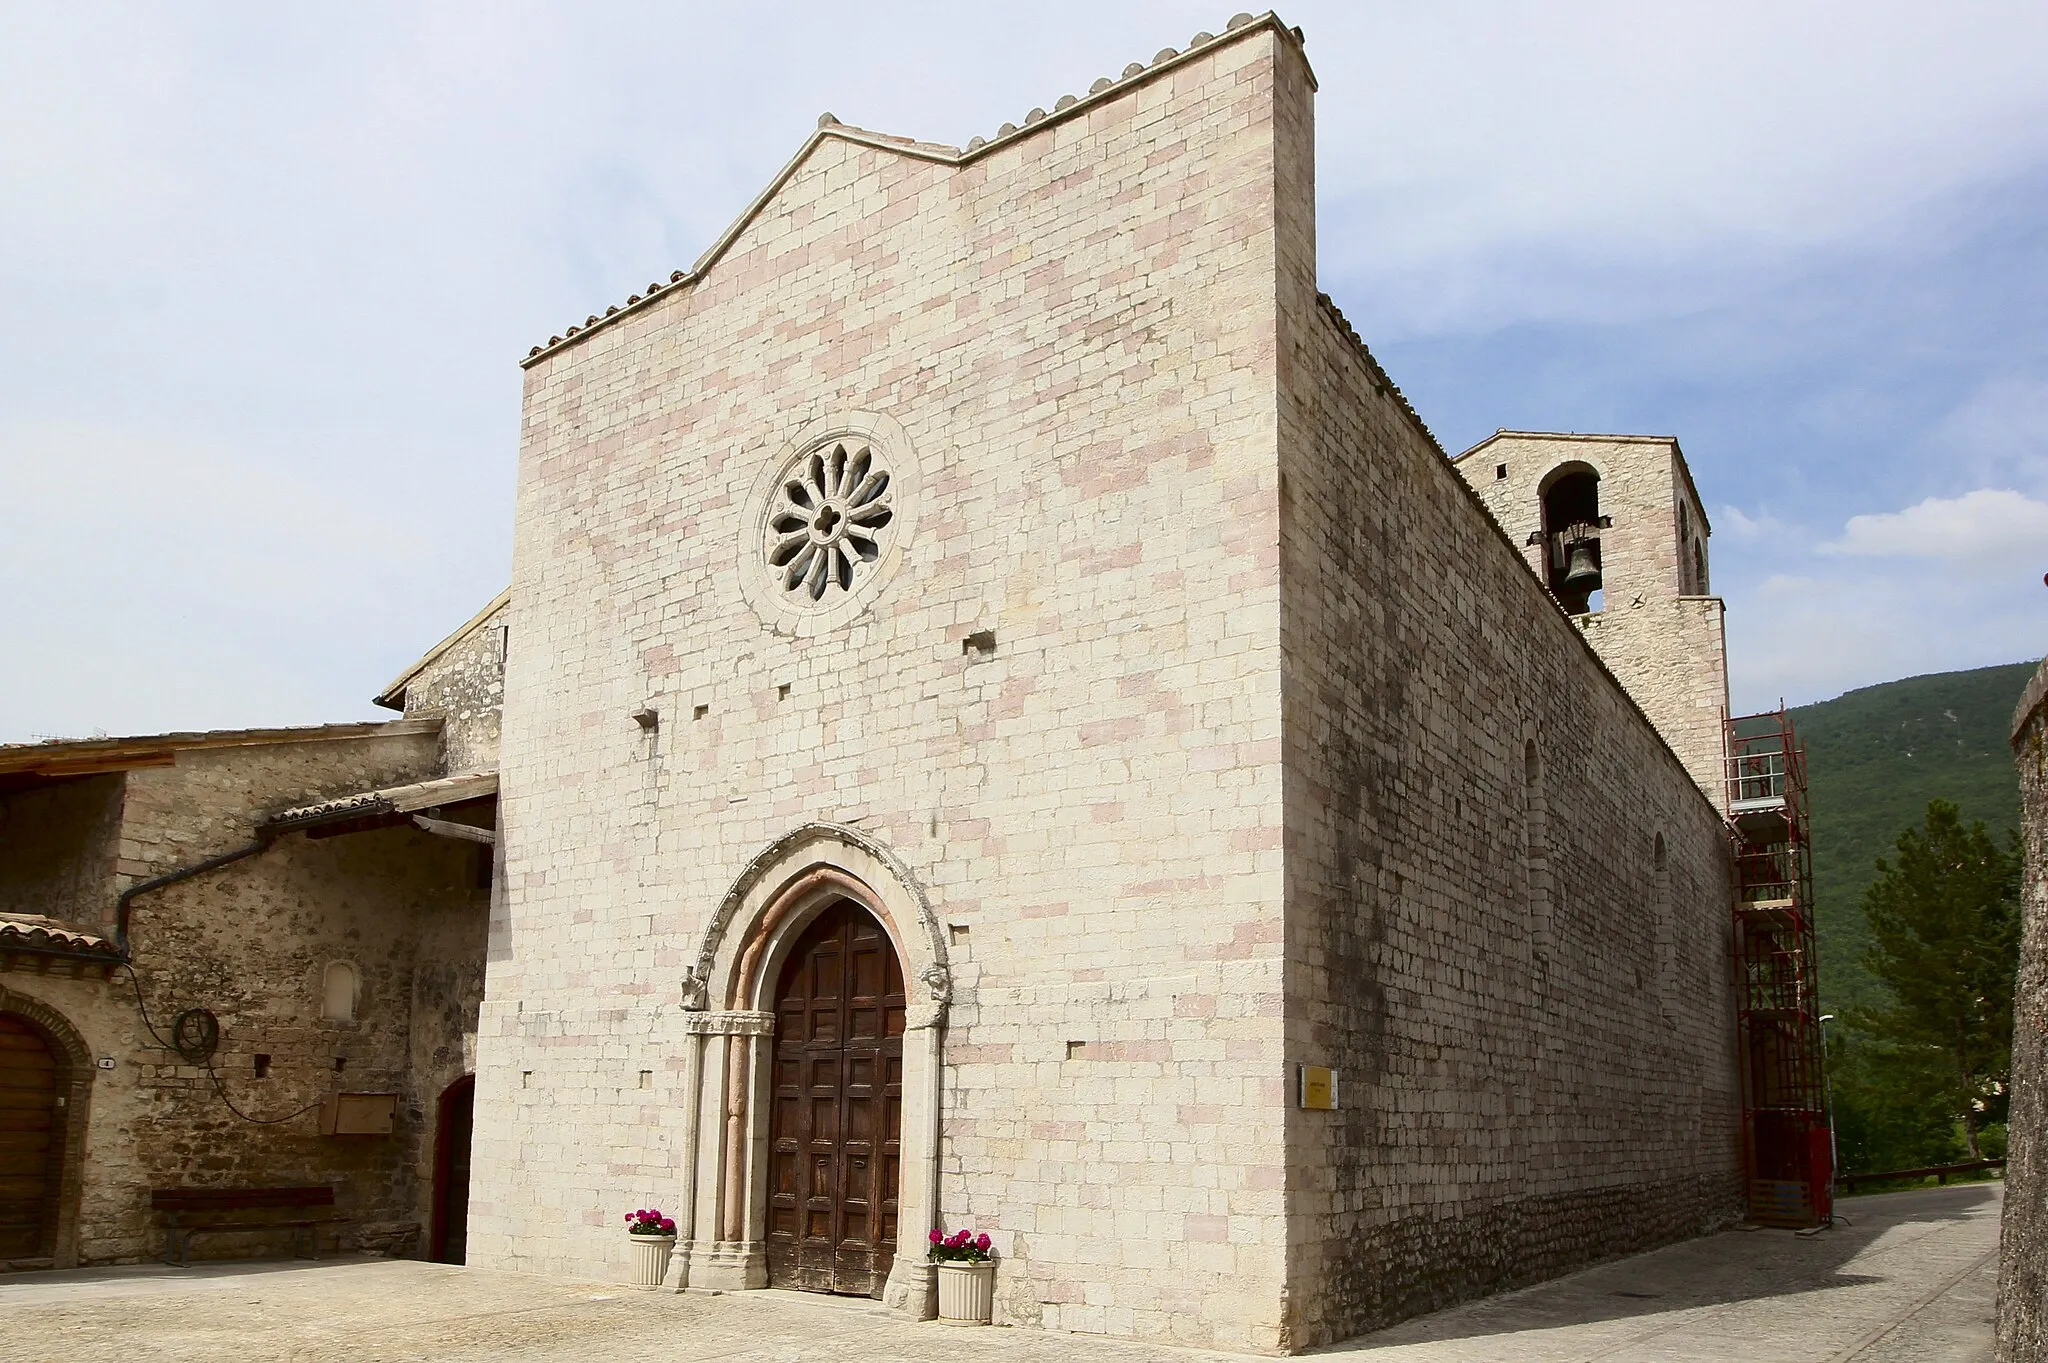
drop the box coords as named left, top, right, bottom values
left=1539, top=463, right=1605, bottom=614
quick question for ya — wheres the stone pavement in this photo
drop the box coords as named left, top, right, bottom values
left=0, top=1184, right=1998, bottom=1363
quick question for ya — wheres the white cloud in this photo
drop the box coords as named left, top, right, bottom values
left=1727, top=494, right=2048, bottom=708
left=1824, top=488, right=2048, bottom=562
left=1928, top=378, right=2048, bottom=493
left=1716, top=506, right=1794, bottom=542
left=1728, top=559, right=2044, bottom=710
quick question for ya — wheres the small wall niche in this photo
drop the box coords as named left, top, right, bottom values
left=321, top=961, right=360, bottom=1023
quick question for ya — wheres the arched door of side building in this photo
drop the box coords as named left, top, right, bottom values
left=767, top=899, right=905, bottom=1297
left=0, top=1015, right=62, bottom=1262
left=430, top=1074, right=475, bottom=1264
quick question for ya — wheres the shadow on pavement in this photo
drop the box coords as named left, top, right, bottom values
left=1310, top=1182, right=2000, bottom=1355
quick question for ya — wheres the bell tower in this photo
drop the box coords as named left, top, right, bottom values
left=1454, top=431, right=1730, bottom=809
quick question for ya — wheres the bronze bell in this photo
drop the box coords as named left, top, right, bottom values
left=1560, top=539, right=1602, bottom=596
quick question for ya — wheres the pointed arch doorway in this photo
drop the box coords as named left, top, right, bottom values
left=766, top=898, right=905, bottom=1296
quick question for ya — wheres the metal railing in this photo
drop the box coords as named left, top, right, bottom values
left=1836, top=1159, right=2005, bottom=1194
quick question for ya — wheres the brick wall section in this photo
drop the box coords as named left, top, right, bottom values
left=1999, top=656, right=2048, bottom=1363
left=0, top=773, right=123, bottom=921
left=0, top=728, right=488, bottom=1264
left=1273, top=83, right=1742, bottom=1354
left=484, top=29, right=1293, bottom=1351
left=1455, top=435, right=1729, bottom=807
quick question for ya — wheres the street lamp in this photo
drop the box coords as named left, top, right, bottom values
left=1819, top=1014, right=1839, bottom=1217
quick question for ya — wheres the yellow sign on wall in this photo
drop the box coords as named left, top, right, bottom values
left=1299, top=1065, right=1337, bottom=1111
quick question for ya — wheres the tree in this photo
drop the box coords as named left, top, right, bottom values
left=1826, top=1029, right=1965, bottom=1175
left=1848, top=800, right=2020, bottom=1158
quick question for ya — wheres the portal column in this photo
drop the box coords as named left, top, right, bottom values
left=681, top=1009, right=775, bottom=1291
left=882, top=990, right=947, bottom=1320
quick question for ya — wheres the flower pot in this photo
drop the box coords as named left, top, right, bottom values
left=935, top=1260, right=994, bottom=1324
left=628, top=1233, right=676, bottom=1290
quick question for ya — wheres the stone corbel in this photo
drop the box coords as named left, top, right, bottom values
left=909, top=964, right=953, bottom=1030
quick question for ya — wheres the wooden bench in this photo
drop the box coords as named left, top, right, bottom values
left=150, top=1186, right=344, bottom=1267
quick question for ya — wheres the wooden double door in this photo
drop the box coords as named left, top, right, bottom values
left=766, top=899, right=905, bottom=1296
left=0, top=1015, right=61, bottom=1263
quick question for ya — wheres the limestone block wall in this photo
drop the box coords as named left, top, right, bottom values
left=0, top=727, right=487, bottom=1265
left=482, top=24, right=1296, bottom=1352
left=1278, top=316, right=1744, bottom=1344
left=1578, top=599, right=1729, bottom=808
left=1998, top=656, right=2048, bottom=1363
left=1274, top=110, right=1741, bottom=1343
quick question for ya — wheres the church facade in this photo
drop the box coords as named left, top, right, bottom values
left=468, top=13, right=1742, bottom=1353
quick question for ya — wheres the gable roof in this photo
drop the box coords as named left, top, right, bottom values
left=260, top=771, right=500, bottom=833
left=373, top=587, right=511, bottom=712
left=0, top=719, right=441, bottom=780
left=520, top=12, right=1311, bottom=370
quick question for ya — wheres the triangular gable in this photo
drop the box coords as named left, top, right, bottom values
left=521, top=12, right=1309, bottom=369
left=373, top=588, right=511, bottom=711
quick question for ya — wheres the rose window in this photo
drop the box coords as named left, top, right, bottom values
left=765, top=440, right=895, bottom=602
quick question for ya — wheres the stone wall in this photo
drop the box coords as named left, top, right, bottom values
left=0, top=726, right=488, bottom=1265
left=383, top=593, right=509, bottom=776
left=1273, top=84, right=1742, bottom=1352
left=483, top=24, right=1295, bottom=1352
left=0, top=772, right=123, bottom=921
left=1998, top=656, right=2048, bottom=1362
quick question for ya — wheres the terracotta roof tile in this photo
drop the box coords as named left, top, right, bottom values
left=0, top=915, right=121, bottom=961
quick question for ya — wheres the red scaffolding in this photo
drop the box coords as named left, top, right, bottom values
left=1727, top=710, right=1832, bottom=1228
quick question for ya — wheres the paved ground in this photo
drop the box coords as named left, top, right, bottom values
left=0, top=1184, right=1999, bottom=1362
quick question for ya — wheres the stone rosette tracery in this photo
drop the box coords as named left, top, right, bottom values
left=765, top=439, right=895, bottom=603
left=737, top=413, right=917, bottom=636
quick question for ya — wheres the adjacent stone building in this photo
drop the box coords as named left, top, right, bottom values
left=469, top=12, right=1742, bottom=1352
left=0, top=604, right=506, bottom=1270
left=1999, top=656, right=2048, bottom=1363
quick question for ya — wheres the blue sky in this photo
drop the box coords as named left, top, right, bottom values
left=4, top=1, right=2046, bottom=740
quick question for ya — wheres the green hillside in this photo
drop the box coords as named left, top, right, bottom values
left=1792, top=659, right=2038, bottom=1014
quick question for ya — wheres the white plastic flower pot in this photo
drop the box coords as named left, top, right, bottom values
left=936, top=1260, right=994, bottom=1324
left=628, top=1232, right=676, bottom=1290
